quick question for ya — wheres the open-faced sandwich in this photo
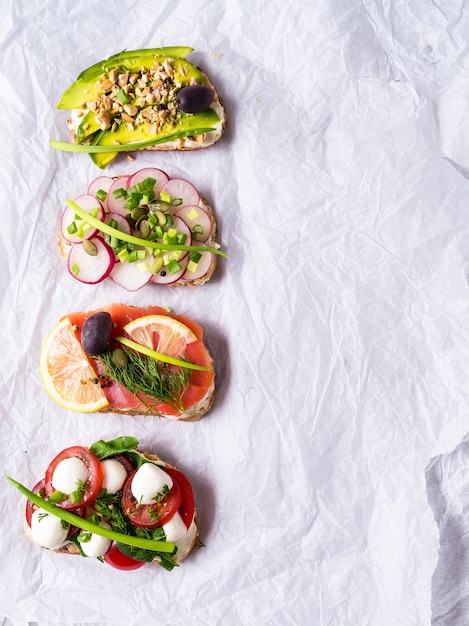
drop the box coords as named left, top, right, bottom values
left=7, top=437, right=200, bottom=570
left=40, top=304, right=215, bottom=419
left=59, top=166, right=225, bottom=291
left=51, top=46, right=226, bottom=168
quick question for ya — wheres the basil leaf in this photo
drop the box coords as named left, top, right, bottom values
left=89, top=436, right=139, bottom=460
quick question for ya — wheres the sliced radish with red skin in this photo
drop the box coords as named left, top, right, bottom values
left=87, top=176, right=114, bottom=211
left=67, top=237, right=115, bottom=284
left=61, top=195, right=104, bottom=243
left=165, top=216, right=192, bottom=260
left=104, top=212, right=132, bottom=235
left=175, top=205, right=211, bottom=243
left=110, top=258, right=152, bottom=291
left=160, top=178, right=200, bottom=209
left=181, top=250, right=214, bottom=282
left=127, top=168, right=169, bottom=196
left=107, top=176, right=131, bottom=215
left=151, top=255, right=189, bottom=285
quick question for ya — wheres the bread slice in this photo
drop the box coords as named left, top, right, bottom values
left=67, top=69, right=226, bottom=154
left=46, top=304, right=216, bottom=421
left=24, top=451, right=201, bottom=566
left=58, top=191, right=219, bottom=289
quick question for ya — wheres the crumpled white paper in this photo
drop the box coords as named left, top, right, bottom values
left=1, top=0, right=469, bottom=624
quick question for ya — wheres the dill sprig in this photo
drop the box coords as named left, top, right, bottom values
left=96, top=345, right=191, bottom=416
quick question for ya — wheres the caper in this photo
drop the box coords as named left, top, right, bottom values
left=139, top=219, right=151, bottom=239
left=82, top=239, right=98, bottom=256
left=131, top=207, right=148, bottom=222
left=112, top=348, right=128, bottom=368
left=81, top=312, right=112, bottom=355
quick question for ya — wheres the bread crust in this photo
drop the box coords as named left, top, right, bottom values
left=25, top=451, right=200, bottom=566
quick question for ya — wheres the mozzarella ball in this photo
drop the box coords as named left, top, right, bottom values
left=131, top=462, right=173, bottom=504
left=52, top=457, right=88, bottom=494
left=101, top=458, right=128, bottom=494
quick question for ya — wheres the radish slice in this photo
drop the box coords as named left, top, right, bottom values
left=67, top=237, right=115, bottom=284
left=104, top=212, right=132, bottom=235
left=110, top=259, right=152, bottom=291
left=175, top=205, right=212, bottom=243
left=181, top=250, right=214, bottom=282
left=107, top=176, right=131, bottom=215
left=151, top=255, right=189, bottom=285
left=87, top=176, right=114, bottom=211
left=127, top=168, right=169, bottom=196
left=160, top=178, right=200, bottom=209
left=166, top=216, right=192, bottom=260
left=61, top=195, right=104, bottom=244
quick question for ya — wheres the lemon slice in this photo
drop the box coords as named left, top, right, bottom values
left=123, top=315, right=197, bottom=358
left=40, top=318, right=109, bottom=412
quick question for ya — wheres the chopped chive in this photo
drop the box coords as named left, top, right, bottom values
left=177, top=233, right=187, bottom=245
left=112, top=187, right=127, bottom=199
left=160, top=191, right=171, bottom=203
left=95, top=189, right=107, bottom=202
left=190, top=251, right=202, bottom=263
left=192, top=224, right=204, bottom=236
left=116, top=88, right=130, bottom=104
left=170, top=198, right=183, bottom=206
left=67, top=221, right=78, bottom=235
left=128, top=250, right=138, bottom=263
left=166, top=214, right=174, bottom=227
left=187, top=208, right=199, bottom=220
left=166, top=259, right=182, bottom=275
left=71, top=263, right=80, bottom=276
left=70, top=490, right=83, bottom=504
left=48, top=490, right=66, bottom=503
left=109, top=218, right=118, bottom=229
left=117, top=249, right=129, bottom=263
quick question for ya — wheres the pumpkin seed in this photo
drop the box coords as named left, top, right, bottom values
left=82, top=240, right=98, bottom=256
left=139, top=220, right=151, bottom=239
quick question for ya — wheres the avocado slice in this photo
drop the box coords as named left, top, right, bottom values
left=57, top=48, right=203, bottom=110
left=53, top=47, right=223, bottom=167
left=89, top=107, right=221, bottom=169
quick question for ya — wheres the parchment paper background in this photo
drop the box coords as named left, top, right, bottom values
left=1, top=0, right=469, bottom=624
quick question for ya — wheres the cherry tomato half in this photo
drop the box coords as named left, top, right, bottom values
left=103, top=542, right=146, bottom=570
left=44, top=446, right=103, bottom=510
left=122, top=467, right=182, bottom=529
left=163, top=467, right=195, bottom=529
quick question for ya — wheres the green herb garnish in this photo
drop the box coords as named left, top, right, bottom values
left=66, top=200, right=227, bottom=259
left=96, top=345, right=192, bottom=415
left=6, top=476, right=175, bottom=554
left=115, top=336, right=208, bottom=371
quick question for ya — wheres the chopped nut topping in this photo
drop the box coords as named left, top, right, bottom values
left=81, top=58, right=187, bottom=138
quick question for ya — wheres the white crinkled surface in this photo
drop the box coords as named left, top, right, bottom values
left=1, top=0, right=469, bottom=624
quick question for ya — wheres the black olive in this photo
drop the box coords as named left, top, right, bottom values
left=81, top=312, right=113, bottom=355
left=176, top=85, right=214, bottom=114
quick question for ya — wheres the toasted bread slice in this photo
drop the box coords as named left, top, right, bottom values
left=24, top=449, right=201, bottom=567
